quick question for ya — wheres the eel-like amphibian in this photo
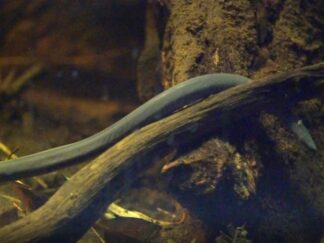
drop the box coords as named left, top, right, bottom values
left=0, top=73, right=317, bottom=182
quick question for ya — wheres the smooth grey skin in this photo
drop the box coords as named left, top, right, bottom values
left=288, top=119, right=317, bottom=150
left=0, top=73, right=317, bottom=182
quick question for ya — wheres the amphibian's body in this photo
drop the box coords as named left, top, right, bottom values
left=0, top=73, right=316, bottom=182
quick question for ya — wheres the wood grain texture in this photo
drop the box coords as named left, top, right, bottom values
left=0, top=63, right=322, bottom=242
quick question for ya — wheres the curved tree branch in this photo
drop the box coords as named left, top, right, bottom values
left=0, top=63, right=323, bottom=242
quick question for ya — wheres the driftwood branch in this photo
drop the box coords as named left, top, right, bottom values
left=0, top=63, right=323, bottom=242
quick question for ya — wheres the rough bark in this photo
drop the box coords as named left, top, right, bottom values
left=161, top=0, right=324, bottom=84
left=154, top=1, right=324, bottom=241
left=0, top=63, right=322, bottom=242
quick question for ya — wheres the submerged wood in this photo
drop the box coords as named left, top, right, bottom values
left=0, top=63, right=322, bottom=242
